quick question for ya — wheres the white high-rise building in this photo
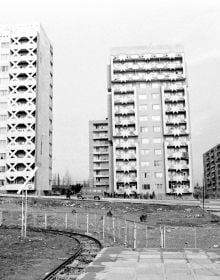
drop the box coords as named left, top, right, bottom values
left=0, top=23, right=53, bottom=194
left=107, top=45, right=193, bottom=198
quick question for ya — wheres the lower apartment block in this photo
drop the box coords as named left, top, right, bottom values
left=203, top=144, right=220, bottom=197
left=89, top=120, right=109, bottom=191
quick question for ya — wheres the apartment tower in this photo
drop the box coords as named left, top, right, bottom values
left=0, top=23, right=53, bottom=194
left=107, top=45, right=193, bottom=197
left=203, top=144, right=220, bottom=197
left=89, top=120, right=109, bottom=190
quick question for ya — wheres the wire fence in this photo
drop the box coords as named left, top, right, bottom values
left=0, top=210, right=219, bottom=249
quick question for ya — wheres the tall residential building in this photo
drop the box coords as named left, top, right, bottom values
left=107, top=45, right=193, bottom=197
left=89, top=120, right=109, bottom=190
left=203, top=144, right=220, bottom=197
left=0, top=23, right=53, bottom=194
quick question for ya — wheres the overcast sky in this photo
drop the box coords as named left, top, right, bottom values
left=1, top=0, right=220, bottom=183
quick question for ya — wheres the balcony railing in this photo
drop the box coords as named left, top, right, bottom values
left=168, top=164, right=189, bottom=170
left=167, top=152, right=189, bottom=159
left=168, top=175, right=189, bottom=181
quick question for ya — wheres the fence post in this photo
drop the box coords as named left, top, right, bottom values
left=102, top=215, right=105, bottom=240
left=194, top=227, right=197, bottom=249
left=86, top=213, right=89, bottom=234
left=160, top=226, right=163, bottom=248
left=44, top=213, right=47, bottom=229
left=124, top=220, right=127, bottom=247
left=112, top=217, right=116, bottom=242
left=163, top=226, right=166, bottom=248
left=75, top=213, right=78, bottom=229
left=145, top=225, right=147, bottom=248
left=133, top=222, right=137, bottom=250
left=65, top=213, right=68, bottom=229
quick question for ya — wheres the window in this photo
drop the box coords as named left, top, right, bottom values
left=139, top=105, right=147, bottom=111
left=154, top=160, right=162, bottom=167
left=0, top=153, right=6, bottom=159
left=142, top=184, right=150, bottom=190
left=152, top=104, right=160, bottom=110
left=141, top=161, right=149, bottom=167
left=139, top=94, right=147, bottom=100
left=0, top=179, right=4, bottom=186
left=152, top=93, right=159, bottom=99
left=0, top=78, right=8, bottom=85
left=143, top=172, right=150, bottom=178
left=140, top=126, right=148, bottom=133
left=141, top=138, right=149, bottom=144
left=140, top=116, right=148, bottom=122
left=141, top=149, right=150, bottom=155
left=0, top=90, right=7, bottom=96
left=140, top=83, right=147, bottom=89
left=152, top=115, right=161, bottom=121
left=0, top=115, right=7, bottom=121
left=1, top=42, right=9, bottom=48
left=153, top=138, right=162, bottom=144
left=0, top=54, right=8, bottom=60
left=154, top=149, right=162, bottom=155
left=156, top=183, right=162, bottom=189
left=155, top=172, right=163, bottom=178
left=153, top=126, right=161, bottom=133
left=0, top=166, right=5, bottom=172
left=0, top=140, right=6, bottom=146
left=0, top=66, right=8, bottom=72
left=0, top=128, right=6, bottom=134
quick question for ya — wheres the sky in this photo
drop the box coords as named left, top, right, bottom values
left=0, top=0, right=220, bottom=183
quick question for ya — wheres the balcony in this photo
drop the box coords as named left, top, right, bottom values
left=164, top=96, right=185, bottom=103
left=166, top=118, right=186, bottom=125
left=167, top=140, right=188, bottom=147
left=116, top=153, right=136, bottom=161
left=114, top=108, right=135, bottom=115
left=116, top=176, right=137, bottom=183
left=165, top=128, right=188, bottom=136
left=93, top=141, right=108, bottom=147
left=93, top=165, right=109, bottom=171
left=165, top=106, right=186, bottom=114
left=114, top=130, right=137, bottom=138
left=93, top=134, right=108, bottom=140
left=168, top=151, right=189, bottom=159
left=93, top=157, right=109, bottom=163
left=116, top=164, right=136, bottom=171
left=168, top=164, right=189, bottom=170
left=168, top=175, right=190, bottom=182
left=114, top=96, right=134, bottom=104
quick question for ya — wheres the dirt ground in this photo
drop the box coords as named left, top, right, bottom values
left=1, top=196, right=220, bottom=280
left=0, top=227, right=79, bottom=280
left=1, top=196, right=219, bottom=227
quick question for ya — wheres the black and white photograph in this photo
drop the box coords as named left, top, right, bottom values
left=0, top=0, right=220, bottom=279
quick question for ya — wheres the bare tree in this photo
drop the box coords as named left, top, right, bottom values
left=63, top=170, right=72, bottom=186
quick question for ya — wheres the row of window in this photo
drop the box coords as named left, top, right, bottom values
left=140, top=126, right=161, bottom=133
left=0, top=90, right=8, bottom=96
left=0, top=115, right=7, bottom=121
left=142, top=183, right=163, bottom=190
left=140, top=115, right=161, bottom=122
left=142, top=172, right=163, bottom=179
left=139, top=92, right=160, bottom=100
left=141, top=161, right=163, bottom=168
left=141, top=138, right=163, bottom=146
left=139, top=104, right=160, bottom=111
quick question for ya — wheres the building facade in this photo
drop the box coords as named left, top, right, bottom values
left=89, top=120, right=109, bottom=190
left=0, top=23, right=53, bottom=194
left=203, top=144, right=220, bottom=197
left=107, top=45, right=193, bottom=197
